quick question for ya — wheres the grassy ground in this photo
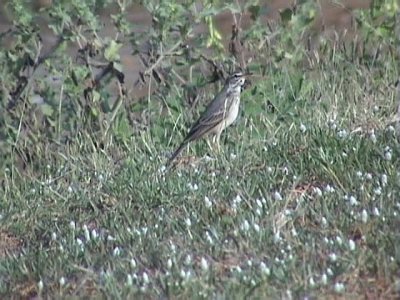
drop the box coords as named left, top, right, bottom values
left=1, top=48, right=400, bottom=298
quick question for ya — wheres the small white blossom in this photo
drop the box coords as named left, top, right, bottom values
left=83, top=225, right=90, bottom=241
left=381, top=174, right=388, bottom=187
left=321, top=217, right=328, bottom=227
left=348, top=239, right=356, bottom=251
left=126, top=274, right=133, bottom=286
left=260, top=262, right=270, bottom=275
left=273, top=191, right=283, bottom=201
left=374, top=187, right=382, bottom=195
left=291, top=228, right=298, bottom=236
left=370, top=131, right=377, bottom=143
left=130, top=258, right=137, bottom=269
left=187, top=182, right=199, bottom=191
left=329, top=253, right=337, bottom=262
left=349, top=195, right=358, bottom=206
left=356, top=171, right=363, bottom=177
left=113, top=247, right=121, bottom=256
left=241, top=219, right=250, bottom=232
left=334, top=282, right=345, bottom=293
left=200, top=257, right=209, bottom=271
left=91, top=229, right=99, bottom=240
left=142, top=272, right=149, bottom=284
left=365, top=173, right=373, bottom=180
left=313, top=187, right=323, bottom=197
left=273, top=231, right=281, bottom=243
left=69, top=221, right=76, bottom=231
left=337, top=129, right=347, bottom=138
left=51, top=232, right=57, bottom=241
left=167, top=258, right=173, bottom=269
left=373, top=207, right=380, bottom=216
left=384, top=148, right=392, bottom=161
left=230, top=152, right=237, bottom=159
left=309, top=276, right=315, bottom=287
left=336, top=236, right=343, bottom=245
left=253, top=223, right=260, bottom=232
left=327, top=268, right=333, bottom=276
left=185, top=218, right=192, bottom=227
left=321, top=273, right=328, bottom=285
left=361, top=209, right=368, bottom=223
left=299, top=123, right=307, bottom=133
left=204, top=196, right=212, bottom=208
left=59, top=277, right=66, bottom=286
left=185, top=255, right=192, bottom=265
left=38, top=280, right=44, bottom=292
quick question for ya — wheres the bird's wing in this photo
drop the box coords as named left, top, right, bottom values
left=184, top=92, right=233, bottom=141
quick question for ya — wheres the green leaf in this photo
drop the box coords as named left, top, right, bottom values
left=280, top=8, right=293, bottom=24
left=104, top=40, right=122, bottom=62
left=41, top=104, right=54, bottom=116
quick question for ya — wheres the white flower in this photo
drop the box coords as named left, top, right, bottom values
left=241, top=220, right=250, bottom=232
left=327, top=268, right=333, bottom=276
left=256, top=199, right=263, bottom=208
left=373, top=207, right=380, bottom=216
left=348, top=239, right=356, bottom=251
left=38, top=280, right=44, bottom=292
left=113, top=247, right=121, bottom=256
left=142, top=272, right=149, bottom=284
left=313, top=187, right=322, bottom=197
left=187, top=183, right=199, bottom=191
left=370, top=132, right=377, bottom=143
left=83, top=225, right=90, bottom=241
left=334, top=282, right=345, bottom=293
left=329, top=253, right=337, bottom=262
left=273, top=191, right=283, bottom=201
left=126, top=274, right=133, bottom=286
left=204, top=196, right=212, bottom=208
left=325, top=184, right=334, bottom=193
left=381, top=174, right=388, bottom=187
left=336, top=236, right=343, bottom=245
left=167, top=258, right=173, bottom=269
left=356, top=171, right=363, bottom=177
left=361, top=209, right=368, bottom=223
left=273, top=231, right=281, bottom=243
left=91, top=229, right=99, bottom=240
left=299, top=123, right=307, bottom=133
left=259, top=262, right=270, bottom=275
left=185, top=218, right=192, bottom=227
left=337, top=129, right=347, bottom=138
left=384, top=149, right=392, bottom=161
left=321, top=217, right=327, bottom=227
left=349, top=195, right=358, bottom=206
left=200, top=257, right=208, bottom=271
left=374, top=187, right=382, bottom=195
left=309, top=276, right=315, bottom=287
left=185, top=255, right=192, bottom=265
left=321, top=273, right=328, bottom=285
left=291, top=228, right=298, bottom=236
left=59, top=277, right=66, bottom=286
left=130, top=258, right=137, bottom=269
left=69, top=221, right=76, bottom=231
left=51, top=232, right=57, bottom=241
left=253, top=223, right=260, bottom=232
left=230, top=152, right=237, bottom=159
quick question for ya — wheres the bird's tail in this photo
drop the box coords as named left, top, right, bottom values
left=166, top=142, right=187, bottom=167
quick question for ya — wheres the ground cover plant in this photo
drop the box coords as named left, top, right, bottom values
left=1, top=0, right=400, bottom=298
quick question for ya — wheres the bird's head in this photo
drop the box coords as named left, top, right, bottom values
left=226, top=72, right=246, bottom=91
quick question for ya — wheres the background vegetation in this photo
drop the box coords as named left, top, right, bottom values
left=1, top=0, right=399, bottom=298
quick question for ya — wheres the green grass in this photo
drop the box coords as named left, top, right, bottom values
left=1, top=51, right=400, bottom=299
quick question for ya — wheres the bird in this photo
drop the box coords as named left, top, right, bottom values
left=167, top=71, right=246, bottom=166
